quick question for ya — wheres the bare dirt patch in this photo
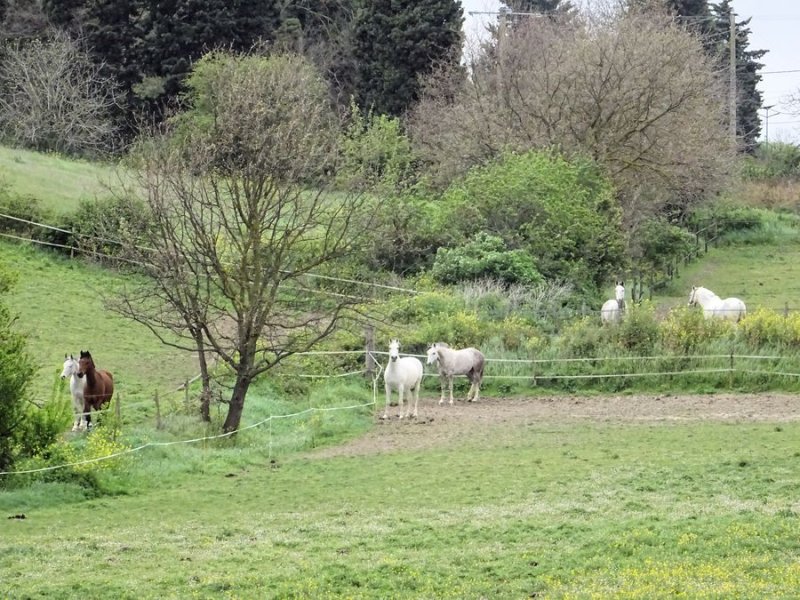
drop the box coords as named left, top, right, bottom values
left=312, top=393, right=800, bottom=458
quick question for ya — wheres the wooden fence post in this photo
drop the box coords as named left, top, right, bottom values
left=365, top=325, right=376, bottom=379
left=154, top=390, right=163, bottom=430
left=184, top=379, right=190, bottom=414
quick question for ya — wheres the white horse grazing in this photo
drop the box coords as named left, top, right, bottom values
left=426, top=342, right=485, bottom=405
left=382, top=339, right=424, bottom=419
left=688, top=286, right=747, bottom=322
left=60, top=354, right=86, bottom=431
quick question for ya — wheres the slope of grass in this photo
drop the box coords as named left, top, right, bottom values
left=0, top=145, right=120, bottom=213
left=0, top=241, right=197, bottom=403
left=1, top=418, right=799, bottom=598
left=654, top=218, right=800, bottom=315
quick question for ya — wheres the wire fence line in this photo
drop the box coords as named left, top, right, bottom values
left=9, top=350, right=800, bottom=477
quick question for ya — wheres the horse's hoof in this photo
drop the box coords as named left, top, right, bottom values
left=380, top=414, right=388, bottom=420
left=438, top=400, right=444, bottom=406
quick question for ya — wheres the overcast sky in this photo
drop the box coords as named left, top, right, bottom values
left=461, top=0, right=800, bottom=143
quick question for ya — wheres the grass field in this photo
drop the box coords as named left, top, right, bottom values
left=0, top=146, right=120, bottom=213
left=0, top=241, right=198, bottom=403
left=649, top=225, right=800, bottom=315
left=1, top=398, right=799, bottom=598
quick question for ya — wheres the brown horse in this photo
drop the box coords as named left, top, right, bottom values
left=76, top=350, right=114, bottom=429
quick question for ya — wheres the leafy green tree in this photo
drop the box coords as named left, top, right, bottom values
left=352, top=0, right=463, bottom=116
left=0, top=264, right=34, bottom=473
left=438, top=151, right=625, bottom=291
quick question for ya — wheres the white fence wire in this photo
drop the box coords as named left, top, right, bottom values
left=4, top=350, right=800, bottom=477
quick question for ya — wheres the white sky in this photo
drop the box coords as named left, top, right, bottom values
left=461, top=0, right=800, bottom=143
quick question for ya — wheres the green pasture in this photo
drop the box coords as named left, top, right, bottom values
left=1, top=414, right=799, bottom=598
left=0, top=145, right=120, bottom=213
left=0, top=241, right=198, bottom=403
left=655, top=215, right=800, bottom=314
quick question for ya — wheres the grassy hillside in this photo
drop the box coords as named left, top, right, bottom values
left=645, top=213, right=800, bottom=315
left=0, top=146, right=120, bottom=213
left=0, top=241, right=198, bottom=402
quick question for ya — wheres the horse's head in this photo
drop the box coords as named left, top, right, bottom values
left=389, top=339, right=401, bottom=362
left=426, top=344, right=439, bottom=365
left=688, top=286, right=698, bottom=307
left=60, top=354, right=78, bottom=380
left=77, top=350, right=94, bottom=379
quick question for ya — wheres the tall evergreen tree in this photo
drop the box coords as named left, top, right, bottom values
left=503, top=0, right=573, bottom=14
left=352, top=0, right=462, bottom=117
left=710, top=0, right=766, bottom=152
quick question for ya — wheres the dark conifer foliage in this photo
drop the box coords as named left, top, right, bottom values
left=352, top=0, right=463, bottom=117
left=710, top=0, right=766, bottom=152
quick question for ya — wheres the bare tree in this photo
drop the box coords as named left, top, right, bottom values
left=0, top=31, right=120, bottom=155
left=411, top=6, right=735, bottom=227
left=111, top=52, right=376, bottom=432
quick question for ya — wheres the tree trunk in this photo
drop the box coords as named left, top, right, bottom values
left=223, top=372, right=252, bottom=433
left=197, top=343, right=211, bottom=423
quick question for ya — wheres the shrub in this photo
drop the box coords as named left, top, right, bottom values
left=738, top=308, right=800, bottom=349
left=438, top=151, right=625, bottom=289
left=418, top=310, right=484, bottom=349
left=688, top=201, right=764, bottom=238
left=557, top=316, right=608, bottom=358
left=337, top=102, right=416, bottom=190
left=660, top=306, right=735, bottom=354
left=611, top=302, right=661, bottom=355
left=0, top=268, right=36, bottom=473
left=633, top=219, right=695, bottom=281
left=62, top=195, right=152, bottom=260
left=431, top=232, right=542, bottom=285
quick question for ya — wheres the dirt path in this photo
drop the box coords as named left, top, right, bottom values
left=312, top=393, right=800, bottom=458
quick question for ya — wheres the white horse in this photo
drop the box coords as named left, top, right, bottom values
left=382, top=339, right=424, bottom=419
left=60, top=354, right=87, bottom=431
left=426, top=342, right=485, bottom=405
left=688, top=286, right=747, bottom=322
left=601, top=282, right=625, bottom=323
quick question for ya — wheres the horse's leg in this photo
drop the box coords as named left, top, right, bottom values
left=473, top=373, right=482, bottom=403
left=72, top=396, right=81, bottom=431
left=411, top=382, right=419, bottom=418
left=397, top=384, right=405, bottom=419
left=383, top=383, right=391, bottom=419
left=466, top=371, right=477, bottom=401
left=448, top=375, right=454, bottom=405
left=438, top=373, right=447, bottom=405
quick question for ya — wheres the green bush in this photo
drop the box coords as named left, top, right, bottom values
left=660, top=306, right=735, bottom=354
left=610, top=302, right=661, bottom=355
left=0, top=264, right=36, bottom=474
left=337, top=103, right=416, bottom=190
left=633, top=219, right=695, bottom=281
left=741, top=142, right=800, bottom=181
left=438, top=151, right=625, bottom=289
left=62, top=195, right=152, bottom=260
left=738, top=308, right=800, bottom=349
left=556, top=316, right=609, bottom=358
left=688, top=201, right=764, bottom=238
left=431, top=232, right=542, bottom=285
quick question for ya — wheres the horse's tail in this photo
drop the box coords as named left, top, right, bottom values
left=472, top=350, right=485, bottom=384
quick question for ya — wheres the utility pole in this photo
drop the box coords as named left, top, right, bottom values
left=763, top=105, right=776, bottom=144
left=729, top=11, right=737, bottom=146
